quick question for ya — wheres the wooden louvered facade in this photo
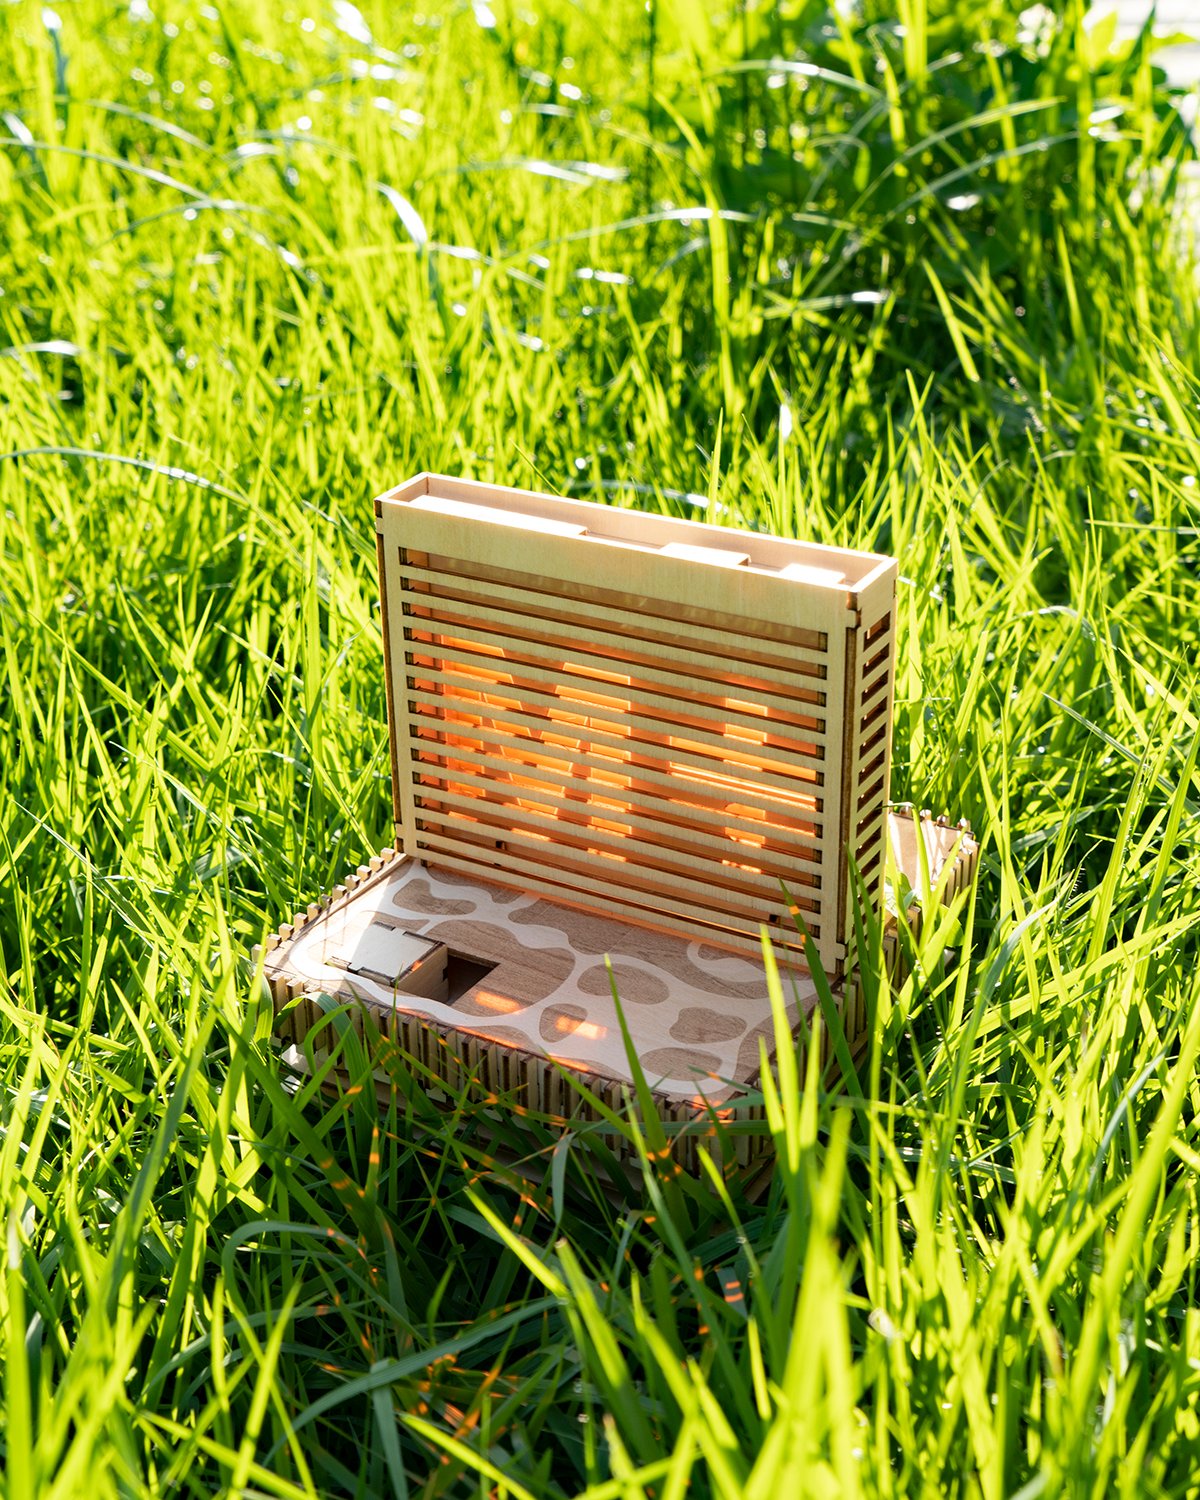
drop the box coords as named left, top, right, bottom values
left=375, top=472, right=898, bottom=979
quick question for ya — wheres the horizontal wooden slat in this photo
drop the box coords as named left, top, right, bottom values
left=411, top=738, right=823, bottom=847
left=414, top=824, right=818, bottom=940
left=398, top=564, right=829, bottom=687
left=404, top=665, right=829, bottom=778
left=403, top=613, right=828, bottom=740
left=410, top=839, right=817, bottom=954
left=409, top=711, right=825, bottom=819
left=414, top=815, right=819, bottom=929
left=414, top=768, right=828, bottom=864
left=413, top=783, right=822, bottom=892
left=857, top=774, right=886, bottom=812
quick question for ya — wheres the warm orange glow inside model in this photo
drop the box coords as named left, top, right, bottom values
left=470, top=991, right=522, bottom=1014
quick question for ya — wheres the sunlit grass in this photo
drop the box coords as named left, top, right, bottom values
left=2, top=0, right=1200, bottom=1493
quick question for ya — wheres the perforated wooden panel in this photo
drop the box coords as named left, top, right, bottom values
left=375, top=474, right=897, bottom=976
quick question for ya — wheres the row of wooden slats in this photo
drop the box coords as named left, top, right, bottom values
left=398, top=553, right=838, bottom=957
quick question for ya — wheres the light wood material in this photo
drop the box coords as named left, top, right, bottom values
left=886, top=807, right=979, bottom=913
left=260, top=808, right=976, bottom=1170
left=376, top=473, right=898, bottom=974
left=263, top=850, right=819, bottom=1105
left=260, top=473, right=982, bottom=1170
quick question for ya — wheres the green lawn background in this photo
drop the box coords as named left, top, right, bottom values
left=3, top=0, right=1200, bottom=1494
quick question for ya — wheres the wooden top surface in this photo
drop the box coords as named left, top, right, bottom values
left=376, top=472, right=896, bottom=603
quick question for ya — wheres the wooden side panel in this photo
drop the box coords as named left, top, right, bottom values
left=284, top=989, right=771, bottom=1176
left=839, top=594, right=897, bottom=978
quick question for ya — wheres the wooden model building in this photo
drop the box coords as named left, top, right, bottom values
left=261, top=474, right=977, bottom=1162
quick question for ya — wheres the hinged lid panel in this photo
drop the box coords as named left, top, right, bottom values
left=375, top=474, right=897, bottom=975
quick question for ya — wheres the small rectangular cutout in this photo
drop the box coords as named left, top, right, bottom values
left=860, top=696, right=889, bottom=735
left=659, top=542, right=751, bottom=568
left=857, top=775, right=886, bottom=811
left=777, top=561, right=847, bottom=586
left=446, top=952, right=499, bottom=1004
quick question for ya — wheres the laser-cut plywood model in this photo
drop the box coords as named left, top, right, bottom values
left=261, top=474, right=978, bottom=1163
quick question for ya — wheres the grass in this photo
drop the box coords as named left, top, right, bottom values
left=2, top=0, right=1200, bottom=1493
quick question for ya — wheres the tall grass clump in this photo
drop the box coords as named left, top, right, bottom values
left=2, top=0, right=1200, bottom=1493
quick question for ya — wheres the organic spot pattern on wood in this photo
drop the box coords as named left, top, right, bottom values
left=267, top=851, right=818, bottom=1104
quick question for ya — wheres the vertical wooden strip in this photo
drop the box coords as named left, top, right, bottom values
left=380, top=541, right=420, bottom=856
left=873, top=593, right=899, bottom=859
left=857, top=612, right=896, bottom=958
left=376, top=523, right=406, bottom=849
left=825, top=611, right=854, bottom=979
